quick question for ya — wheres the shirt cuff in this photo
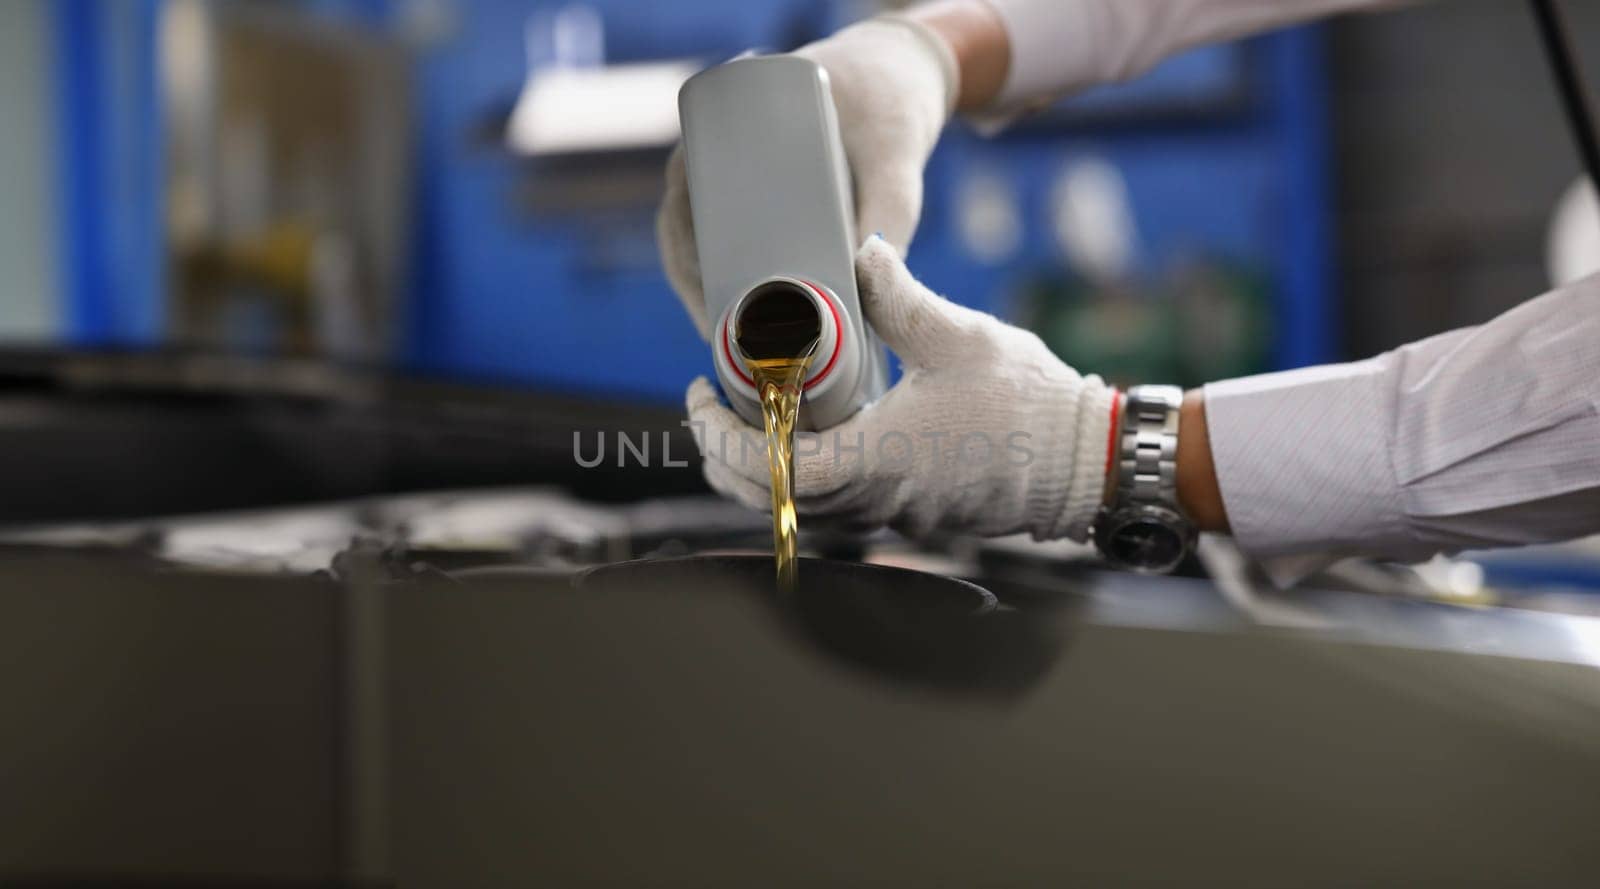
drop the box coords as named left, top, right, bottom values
left=984, top=0, right=1101, bottom=110
left=1203, top=359, right=1412, bottom=570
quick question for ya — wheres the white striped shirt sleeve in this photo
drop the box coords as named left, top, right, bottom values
left=1204, top=272, right=1600, bottom=580
left=982, top=0, right=1417, bottom=111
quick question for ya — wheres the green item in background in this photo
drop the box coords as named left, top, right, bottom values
left=1011, top=256, right=1271, bottom=389
left=1169, top=257, right=1272, bottom=385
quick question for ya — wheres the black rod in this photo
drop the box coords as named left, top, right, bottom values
left=1529, top=0, right=1600, bottom=192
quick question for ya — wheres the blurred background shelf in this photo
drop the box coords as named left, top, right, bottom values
left=36, top=0, right=1336, bottom=402
left=15, top=0, right=1598, bottom=403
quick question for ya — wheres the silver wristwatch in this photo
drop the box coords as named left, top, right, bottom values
left=1093, top=385, right=1197, bottom=574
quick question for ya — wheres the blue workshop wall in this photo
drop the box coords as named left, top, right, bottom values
left=909, top=27, right=1333, bottom=377
left=52, top=0, right=166, bottom=347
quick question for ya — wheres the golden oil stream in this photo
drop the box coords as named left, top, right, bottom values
left=735, top=284, right=822, bottom=591
left=746, top=354, right=815, bottom=591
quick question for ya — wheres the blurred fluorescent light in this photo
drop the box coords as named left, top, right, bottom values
left=1548, top=176, right=1598, bottom=287
left=508, top=60, right=700, bottom=156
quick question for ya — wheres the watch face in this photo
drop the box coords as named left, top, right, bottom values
left=1106, top=516, right=1186, bottom=572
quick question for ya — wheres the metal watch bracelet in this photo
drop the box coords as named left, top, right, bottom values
left=1094, top=385, right=1196, bottom=574
left=1116, top=385, right=1184, bottom=507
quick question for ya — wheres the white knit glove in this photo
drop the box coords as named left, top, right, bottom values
left=686, top=238, right=1117, bottom=541
left=657, top=17, right=958, bottom=338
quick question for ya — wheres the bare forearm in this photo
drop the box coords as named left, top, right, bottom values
left=904, top=1, right=1011, bottom=111
left=912, top=0, right=1410, bottom=113
left=1177, top=390, right=1229, bottom=533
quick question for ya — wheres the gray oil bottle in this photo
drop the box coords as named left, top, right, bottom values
left=677, top=54, right=888, bottom=430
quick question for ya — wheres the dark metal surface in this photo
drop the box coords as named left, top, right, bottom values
left=5, top=534, right=1600, bottom=886
left=391, top=569, right=1600, bottom=888
left=578, top=555, right=1067, bottom=695
left=0, top=552, right=340, bottom=883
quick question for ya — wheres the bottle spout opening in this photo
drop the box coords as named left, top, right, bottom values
left=732, top=280, right=824, bottom=364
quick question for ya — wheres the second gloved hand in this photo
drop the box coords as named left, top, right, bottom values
left=687, top=238, right=1116, bottom=541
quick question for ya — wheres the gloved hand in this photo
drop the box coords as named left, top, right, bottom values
left=657, top=17, right=958, bottom=338
left=686, top=238, right=1117, bottom=541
